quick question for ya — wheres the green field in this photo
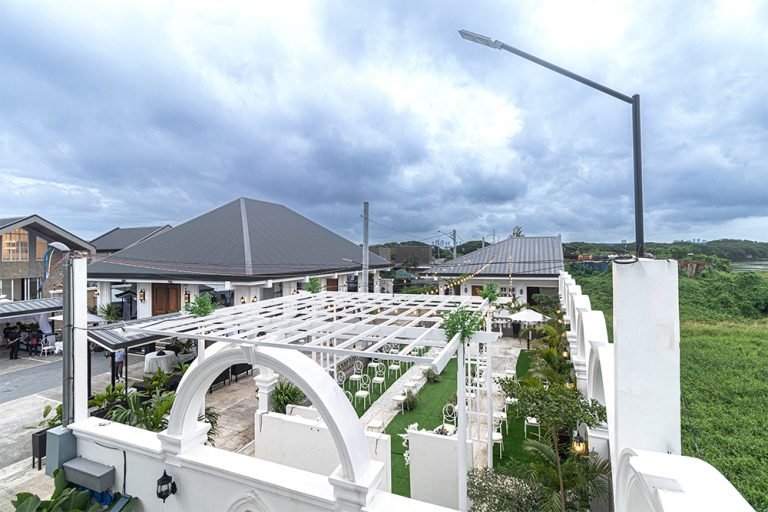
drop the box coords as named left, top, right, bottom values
left=575, top=267, right=768, bottom=510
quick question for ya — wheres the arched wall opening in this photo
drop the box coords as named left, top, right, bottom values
left=165, top=343, right=372, bottom=483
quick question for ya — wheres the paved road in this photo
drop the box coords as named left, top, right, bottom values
left=0, top=351, right=145, bottom=404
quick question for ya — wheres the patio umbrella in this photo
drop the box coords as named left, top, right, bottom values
left=508, top=308, right=549, bottom=323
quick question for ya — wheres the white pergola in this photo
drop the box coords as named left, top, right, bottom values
left=122, top=291, right=498, bottom=374
left=121, top=291, right=501, bottom=510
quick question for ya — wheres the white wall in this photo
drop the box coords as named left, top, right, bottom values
left=252, top=411, right=392, bottom=492
left=136, top=285, right=152, bottom=319
left=408, top=429, right=472, bottom=509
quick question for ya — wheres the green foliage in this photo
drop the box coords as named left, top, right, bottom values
left=108, top=390, right=175, bottom=432
left=403, top=390, right=418, bottom=411
left=564, top=239, right=768, bottom=262
left=531, top=294, right=561, bottom=316
left=305, top=276, right=323, bottom=294
left=477, top=282, right=501, bottom=304
left=184, top=292, right=215, bottom=317
left=39, top=403, right=62, bottom=429
left=424, top=368, right=441, bottom=384
left=512, top=226, right=524, bottom=237
left=442, top=307, right=484, bottom=343
left=200, top=407, right=220, bottom=446
left=143, top=367, right=171, bottom=393
left=467, top=468, right=543, bottom=512
left=522, top=439, right=611, bottom=511
left=401, top=285, right=436, bottom=294
left=97, top=303, right=122, bottom=323
left=88, top=382, right=125, bottom=411
left=11, top=469, right=100, bottom=512
left=270, top=380, right=305, bottom=414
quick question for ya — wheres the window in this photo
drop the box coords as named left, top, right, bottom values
left=36, top=237, right=48, bottom=261
left=2, top=229, right=29, bottom=261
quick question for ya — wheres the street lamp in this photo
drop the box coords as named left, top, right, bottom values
left=459, top=30, right=645, bottom=258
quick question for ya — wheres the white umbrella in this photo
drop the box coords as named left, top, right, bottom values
left=508, top=308, right=549, bottom=323
left=49, top=313, right=107, bottom=324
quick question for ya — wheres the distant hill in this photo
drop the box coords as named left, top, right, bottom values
left=564, top=239, right=768, bottom=262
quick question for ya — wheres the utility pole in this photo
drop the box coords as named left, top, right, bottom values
left=481, top=236, right=485, bottom=248
left=452, top=229, right=457, bottom=259
left=361, top=202, right=369, bottom=293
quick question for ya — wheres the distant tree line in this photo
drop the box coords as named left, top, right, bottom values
left=564, top=239, right=768, bottom=262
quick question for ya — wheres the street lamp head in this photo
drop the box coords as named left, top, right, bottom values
left=458, top=29, right=501, bottom=49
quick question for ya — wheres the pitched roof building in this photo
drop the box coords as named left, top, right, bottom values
left=0, top=215, right=94, bottom=300
left=424, top=235, right=563, bottom=304
left=90, top=225, right=171, bottom=254
left=88, top=198, right=390, bottom=317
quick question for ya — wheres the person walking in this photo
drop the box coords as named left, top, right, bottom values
left=7, top=327, right=20, bottom=359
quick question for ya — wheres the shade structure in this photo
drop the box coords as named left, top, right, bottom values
left=50, top=313, right=106, bottom=324
left=508, top=308, right=549, bottom=323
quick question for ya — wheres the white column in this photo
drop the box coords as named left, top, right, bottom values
left=254, top=367, right=280, bottom=412
left=95, top=281, right=111, bottom=308
left=72, top=256, right=89, bottom=423
left=136, top=284, right=152, bottom=319
left=456, top=340, right=468, bottom=511
left=613, top=259, right=681, bottom=459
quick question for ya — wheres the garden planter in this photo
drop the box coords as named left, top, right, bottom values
left=31, top=428, right=50, bottom=470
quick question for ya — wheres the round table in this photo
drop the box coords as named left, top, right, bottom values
left=144, top=351, right=178, bottom=374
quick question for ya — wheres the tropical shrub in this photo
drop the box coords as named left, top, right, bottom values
left=305, top=277, right=323, bottom=294
left=468, top=468, right=543, bottom=512
left=271, top=380, right=305, bottom=414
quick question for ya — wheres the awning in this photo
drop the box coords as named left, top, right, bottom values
left=0, top=298, right=63, bottom=320
left=87, top=313, right=181, bottom=351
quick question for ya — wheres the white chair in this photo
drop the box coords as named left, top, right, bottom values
left=392, top=393, right=407, bottom=415
left=345, top=390, right=353, bottom=403
left=493, top=393, right=509, bottom=434
left=524, top=417, right=541, bottom=440
left=367, top=357, right=381, bottom=372
left=354, top=375, right=371, bottom=409
left=54, top=341, right=64, bottom=355
left=388, top=360, right=402, bottom=379
left=372, top=365, right=387, bottom=393
left=40, top=339, right=55, bottom=357
left=440, top=403, right=457, bottom=435
left=348, top=361, right=364, bottom=389
left=336, top=371, right=347, bottom=387
left=367, top=419, right=384, bottom=432
left=493, top=419, right=504, bottom=459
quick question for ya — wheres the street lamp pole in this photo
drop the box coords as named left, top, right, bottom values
left=459, top=30, right=645, bottom=258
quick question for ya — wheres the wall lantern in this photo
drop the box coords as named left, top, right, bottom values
left=183, top=288, right=190, bottom=303
left=572, top=432, right=587, bottom=455
left=156, top=470, right=177, bottom=502
left=464, top=287, right=468, bottom=293
left=93, top=289, right=100, bottom=297
left=139, top=289, right=146, bottom=302
left=565, top=381, right=576, bottom=390
left=240, top=296, right=246, bottom=304
left=251, top=296, right=258, bottom=302
left=562, top=349, right=570, bottom=359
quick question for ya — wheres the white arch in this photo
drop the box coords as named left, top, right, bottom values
left=227, top=490, right=269, bottom=512
left=165, top=343, right=372, bottom=483
left=571, top=295, right=592, bottom=359
left=578, top=310, right=608, bottom=366
left=615, top=448, right=754, bottom=512
left=587, top=341, right=613, bottom=412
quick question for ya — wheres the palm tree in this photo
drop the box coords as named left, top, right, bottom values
left=97, top=303, right=122, bottom=323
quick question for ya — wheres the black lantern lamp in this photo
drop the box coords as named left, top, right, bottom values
left=572, top=432, right=587, bottom=455
left=139, top=289, right=146, bottom=302
left=240, top=296, right=246, bottom=304
left=156, top=470, right=177, bottom=502
left=184, top=288, right=190, bottom=303
left=251, top=296, right=258, bottom=302
left=562, top=348, right=570, bottom=359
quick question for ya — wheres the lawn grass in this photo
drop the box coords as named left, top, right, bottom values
left=385, top=350, right=535, bottom=497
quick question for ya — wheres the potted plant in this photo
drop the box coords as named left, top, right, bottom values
left=32, top=404, right=62, bottom=470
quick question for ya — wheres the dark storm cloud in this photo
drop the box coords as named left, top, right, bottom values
left=0, top=0, right=765, bottom=244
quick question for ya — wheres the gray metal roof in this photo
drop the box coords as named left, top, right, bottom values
left=0, top=298, right=63, bottom=320
left=87, top=314, right=179, bottom=351
left=0, top=215, right=94, bottom=253
left=424, top=235, right=564, bottom=277
left=90, top=226, right=171, bottom=252
left=88, top=198, right=390, bottom=282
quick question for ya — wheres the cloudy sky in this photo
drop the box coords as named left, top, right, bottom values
left=1, top=1, right=766, bottom=246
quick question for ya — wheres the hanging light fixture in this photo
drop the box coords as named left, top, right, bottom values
left=572, top=432, right=587, bottom=455
left=139, top=289, right=146, bottom=302
left=156, top=470, right=177, bottom=502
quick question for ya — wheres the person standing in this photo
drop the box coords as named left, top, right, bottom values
left=113, top=349, right=126, bottom=380
left=7, top=327, right=20, bottom=359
